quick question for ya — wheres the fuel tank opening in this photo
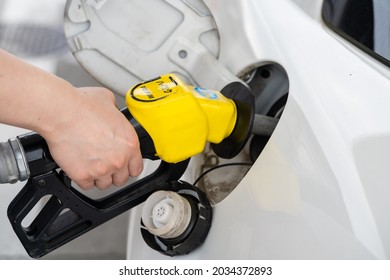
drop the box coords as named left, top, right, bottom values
left=195, top=63, right=289, bottom=205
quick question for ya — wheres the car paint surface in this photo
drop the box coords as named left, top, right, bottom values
left=126, top=0, right=390, bottom=259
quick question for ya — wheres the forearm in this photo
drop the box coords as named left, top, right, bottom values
left=0, top=49, right=143, bottom=189
left=0, top=49, right=78, bottom=136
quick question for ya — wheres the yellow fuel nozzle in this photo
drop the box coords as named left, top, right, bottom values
left=126, top=74, right=254, bottom=163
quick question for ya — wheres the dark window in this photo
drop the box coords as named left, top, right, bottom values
left=322, top=0, right=390, bottom=67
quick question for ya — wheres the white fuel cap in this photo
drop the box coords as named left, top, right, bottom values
left=141, top=190, right=192, bottom=239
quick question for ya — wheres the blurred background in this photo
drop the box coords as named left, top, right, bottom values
left=0, top=0, right=129, bottom=259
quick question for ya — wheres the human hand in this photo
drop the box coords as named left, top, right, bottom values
left=42, top=87, right=143, bottom=190
left=0, top=50, right=143, bottom=190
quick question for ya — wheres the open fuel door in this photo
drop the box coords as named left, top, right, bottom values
left=64, top=0, right=242, bottom=94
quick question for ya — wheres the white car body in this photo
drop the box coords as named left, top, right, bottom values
left=125, top=0, right=390, bottom=259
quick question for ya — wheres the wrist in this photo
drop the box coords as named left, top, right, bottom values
left=32, top=80, right=81, bottom=140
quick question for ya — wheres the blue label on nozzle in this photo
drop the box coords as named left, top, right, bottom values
left=194, top=87, right=218, bottom=100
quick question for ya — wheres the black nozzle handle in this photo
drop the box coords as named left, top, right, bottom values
left=6, top=107, right=189, bottom=258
